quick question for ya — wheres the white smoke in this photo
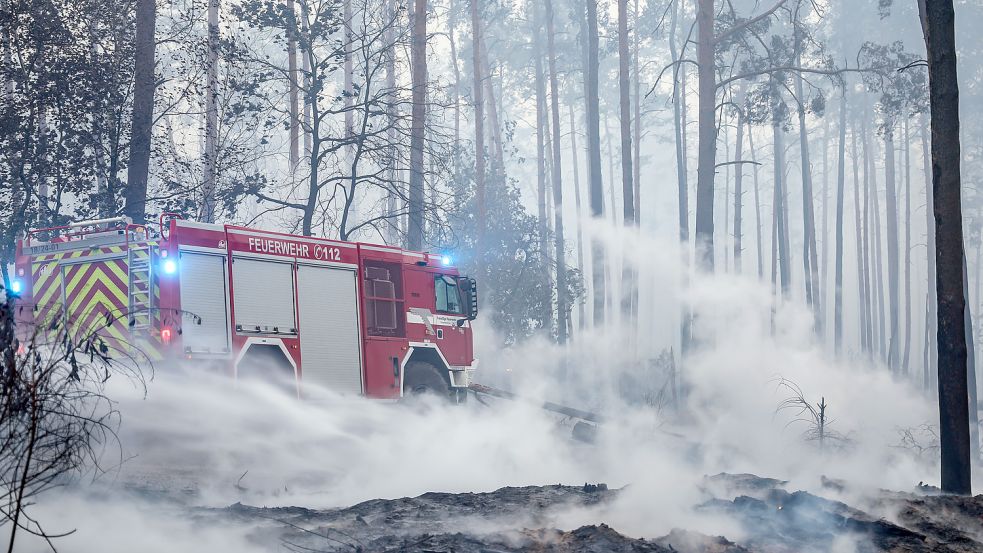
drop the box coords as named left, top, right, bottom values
left=8, top=225, right=947, bottom=551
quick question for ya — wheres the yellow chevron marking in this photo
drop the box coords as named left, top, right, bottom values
left=66, top=288, right=127, bottom=340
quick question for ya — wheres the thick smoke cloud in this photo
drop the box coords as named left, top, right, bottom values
left=10, top=226, right=946, bottom=551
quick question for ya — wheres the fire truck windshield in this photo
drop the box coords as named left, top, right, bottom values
left=435, top=274, right=464, bottom=315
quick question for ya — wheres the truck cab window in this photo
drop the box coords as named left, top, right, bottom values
left=435, top=274, right=463, bottom=314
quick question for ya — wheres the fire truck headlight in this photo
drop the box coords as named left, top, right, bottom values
left=441, top=255, right=452, bottom=266
left=162, top=259, right=178, bottom=275
left=9, top=279, right=22, bottom=294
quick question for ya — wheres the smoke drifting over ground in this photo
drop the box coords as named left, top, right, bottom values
left=10, top=229, right=961, bottom=552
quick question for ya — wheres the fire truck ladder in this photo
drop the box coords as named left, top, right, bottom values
left=127, top=245, right=154, bottom=329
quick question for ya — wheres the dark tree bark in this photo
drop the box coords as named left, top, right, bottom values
left=545, top=0, right=568, bottom=343
left=920, top=0, right=971, bottom=495
left=123, top=0, right=158, bottom=224
left=406, top=0, right=427, bottom=251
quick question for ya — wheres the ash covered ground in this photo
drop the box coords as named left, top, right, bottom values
left=113, top=459, right=983, bottom=553
left=195, top=475, right=983, bottom=553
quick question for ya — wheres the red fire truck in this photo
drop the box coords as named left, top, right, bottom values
left=12, top=215, right=478, bottom=400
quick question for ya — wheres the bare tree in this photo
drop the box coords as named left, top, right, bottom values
left=1, top=290, right=145, bottom=551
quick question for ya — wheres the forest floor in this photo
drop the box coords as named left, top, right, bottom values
left=171, top=473, right=983, bottom=552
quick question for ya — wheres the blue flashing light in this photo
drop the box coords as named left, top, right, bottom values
left=441, top=255, right=452, bottom=266
left=9, top=279, right=22, bottom=294
left=162, top=259, right=178, bottom=275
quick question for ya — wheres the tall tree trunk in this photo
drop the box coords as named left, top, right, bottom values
left=964, top=256, right=979, bottom=461
left=200, top=0, right=220, bottom=223
left=863, top=103, right=886, bottom=360
left=921, top=0, right=971, bottom=494
left=694, top=0, right=716, bottom=270
left=630, top=0, right=641, bottom=328
left=123, top=0, right=157, bottom=224
left=631, top=0, right=641, bottom=224
left=470, top=0, right=486, bottom=277
left=617, top=0, right=634, bottom=227
left=344, top=0, right=353, bottom=136
left=834, top=89, right=847, bottom=353
left=733, top=109, right=744, bottom=273
left=794, top=53, right=821, bottom=332
left=287, top=0, right=299, bottom=169
left=885, top=122, right=901, bottom=371
left=673, top=0, right=693, bottom=352
left=533, top=4, right=554, bottom=338
left=822, top=106, right=830, bottom=333
left=545, top=0, right=568, bottom=344
left=853, top=109, right=872, bottom=354
left=617, top=0, right=634, bottom=329
left=479, top=43, right=505, bottom=174
left=302, top=1, right=311, bottom=158
left=604, top=111, right=618, bottom=227
left=748, top=119, right=763, bottom=279
left=406, top=0, right=427, bottom=251
left=670, top=0, right=688, bottom=243
left=449, top=0, right=460, bottom=169
left=384, top=0, right=398, bottom=244
left=859, top=111, right=875, bottom=354
left=903, top=116, right=913, bottom=372
left=585, top=0, right=605, bottom=326
left=921, top=114, right=939, bottom=390
left=772, top=118, right=790, bottom=297
left=569, top=104, right=587, bottom=332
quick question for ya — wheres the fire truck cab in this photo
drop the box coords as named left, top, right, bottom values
left=12, top=216, right=478, bottom=400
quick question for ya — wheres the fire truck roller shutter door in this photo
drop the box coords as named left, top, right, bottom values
left=297, top=264, right=362, bottom=395
left=178, top=252, right=230, bottom=354
left=232, top=257, right=296, bottom=333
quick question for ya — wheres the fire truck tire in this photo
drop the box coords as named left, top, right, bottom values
left=402, top=361, right=450, bottom=400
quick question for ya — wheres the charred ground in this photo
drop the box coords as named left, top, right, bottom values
left=188, top=474, right=983, bottom=552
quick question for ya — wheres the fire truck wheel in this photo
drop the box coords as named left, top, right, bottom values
left=402, top=361, right=450, bottom=400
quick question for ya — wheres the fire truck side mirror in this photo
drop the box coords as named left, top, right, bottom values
left=458, top=276, right=478, bottom=322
